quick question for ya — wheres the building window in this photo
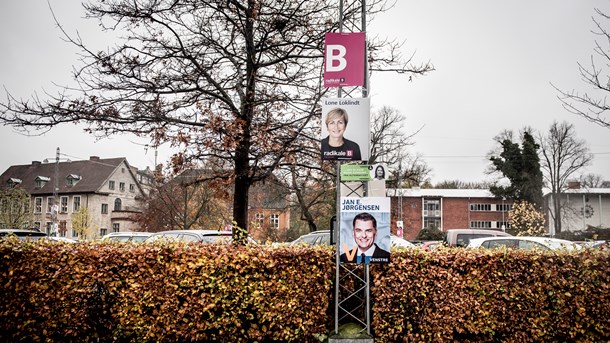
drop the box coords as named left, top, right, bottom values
left=66, top=174, right=81, bottom=187
left=33, top=222, right=41, bottom=231
left=101, top=203, right=108, bottom=214
left=72, top=229, right=79, bottom=238
left=470, top=204, right=492, bottom=212
left=35, top=176, right=50, bottom=189
left=114, top=198, right=122, bottom=211
left=129, top=184, right=135, bottom=193
left=255, top=213, right=264, bottom=227
left=34, top=197, right=43, bottom=213
left=470, top=221, right=492, bottom=229
left=109, top=180, right=115, bottom=190
left=497, top=221, right=511, bottom=230
left=100, top=228, right=107, bottom=236
left=119, top=182, right=125, bottom=192
left=423, top=199, right=440, bottom=217
left=270, top=214, right=279, bottom=229
left=112, top=223, right=120, bottom=233
left=45, top=222, right=53, bottom=235
left=496, top=203, right=513, bottom=212
left=60, top=196, right=68, bottom=213
left=7, top=178, right=22, bottom=188
left=59, top=220, right=67, bottom=237
left=47, top=197, right=55, bottom=213
left=73, top=196, right=81, bottom=212
left=423, top=218, right=441, bottom=229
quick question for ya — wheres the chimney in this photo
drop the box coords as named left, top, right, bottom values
left=32, top=161, right=41, bottom=165
left=90, top=156, right=100, bottom=161
left=567, top=181, right=581, bottom=189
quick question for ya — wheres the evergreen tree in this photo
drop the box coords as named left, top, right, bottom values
left=489, top=131, right=544, bottom=209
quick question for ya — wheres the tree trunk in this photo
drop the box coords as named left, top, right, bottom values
left=553, top=194, right=562, bottom=234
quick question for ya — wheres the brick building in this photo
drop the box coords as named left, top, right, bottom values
left=387, top=188, right=514, bottom=240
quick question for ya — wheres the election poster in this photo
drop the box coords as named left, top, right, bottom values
left=320, top=97, right=370, bottom=161
left=339, top=197, right=391, bottom=264
left=324, top=32, right=366, bottom=87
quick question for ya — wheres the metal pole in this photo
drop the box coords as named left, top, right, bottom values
left=53, top=147, right=60, bottom=236
left=334, top=161, right=341, bottom=334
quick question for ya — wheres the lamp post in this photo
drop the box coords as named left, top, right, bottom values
left=43, top=147, right=70, bottom=237
left=501, top=197, right=506, bottom=232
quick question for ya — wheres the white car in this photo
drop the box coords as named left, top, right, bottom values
left=389, top=235, right=416, bottom=249
left=467, top=236, right=581, bottom=251
left=101, top=231, right=152, bottom=243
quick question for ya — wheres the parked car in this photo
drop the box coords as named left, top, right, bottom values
left=290, top=231, right=415, bottom=249
left=145, top=230, right=256, bottom=244
left=420, top=240, right=441, bottom=251
left=590, top=240, right=609, bottom=251
left=467, top=236, right=582, bottom=251
left=445, top=229, right=512, bottom=247
left=46, top=236, right=78, bottom=243
left=101, top=231, right=153, bottom=243
left=290, top=230, right=331, bottom=246
left=390, top=235, right=416, bottom=249
left=0, top=229, right=48, bottom=241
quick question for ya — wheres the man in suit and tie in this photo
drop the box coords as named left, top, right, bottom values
left=340, top=212, right=390, bottom=264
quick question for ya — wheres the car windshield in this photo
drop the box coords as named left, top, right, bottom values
left=545, top=240, right=580, bottom=250
left=0, top=231, right=47, bottom=241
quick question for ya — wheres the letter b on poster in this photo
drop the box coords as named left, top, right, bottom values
left=324, top=32, right=365, bottom=87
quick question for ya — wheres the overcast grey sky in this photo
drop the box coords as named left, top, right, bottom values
left=1, top=0, right=609, bottom=185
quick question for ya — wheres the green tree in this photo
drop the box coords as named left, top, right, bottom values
left=416, top=225, right=445, bottom=241
left=489, top=129, right=544, bottom=209
left=0, top=187, right=31, bottom=229
left=508, top=201, right=546, bottom=237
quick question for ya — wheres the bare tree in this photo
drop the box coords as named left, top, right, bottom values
left=0, top=187, right=31, bottom=229
left=578, top=173, right=606, bottom=188
left=368, top=106, right=430, bottom=187
left=0, top=0, right=433, bottom=241
left=555, top=6, right=610, bottom=129
left=539, top=121, right=593, bottom=234
left=136, top=169, right=230, bottom=232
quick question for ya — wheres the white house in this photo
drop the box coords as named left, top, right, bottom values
left=545, top=185, right=610, bottom=235
left=0, top=156, right=149, bottom=238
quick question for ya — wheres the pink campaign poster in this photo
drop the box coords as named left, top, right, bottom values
left=324, top=32, right=365, bottom=88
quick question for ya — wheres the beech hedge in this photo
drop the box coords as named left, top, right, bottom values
left=371, top=248, right=610, bottom=342
left=1, top=240, right=608, bottom=342
left=0, top=240, right=334, bottom=342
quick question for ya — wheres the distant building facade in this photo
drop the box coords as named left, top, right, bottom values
left=0, top=156, right=147, bottom=238
left=248, top=178, right=291, bottom=241
left=544, top=183, right=610, bottom=235
left=387, top=188, right=514, bottom=240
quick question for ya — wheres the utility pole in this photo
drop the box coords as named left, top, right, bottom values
left=45, top=147, right=69, bottom=236
left=50, top=147, right=60, bottom=236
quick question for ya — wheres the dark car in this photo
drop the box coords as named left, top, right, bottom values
left=0, top=229, right=48, bottom=241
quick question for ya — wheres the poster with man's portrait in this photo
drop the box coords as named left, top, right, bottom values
left=320, top=97, right=370, bottom=161
left=339, top=197, right=391, bottom=264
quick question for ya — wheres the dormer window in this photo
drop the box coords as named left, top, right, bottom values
left=66, top=174, right=81, bottom=187
left=35, top=176, right=51, bottom=189
left=7, top=178, right=22, bottom=188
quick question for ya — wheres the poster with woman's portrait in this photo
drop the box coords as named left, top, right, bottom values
left=320, top=97, right=370, bottom=161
